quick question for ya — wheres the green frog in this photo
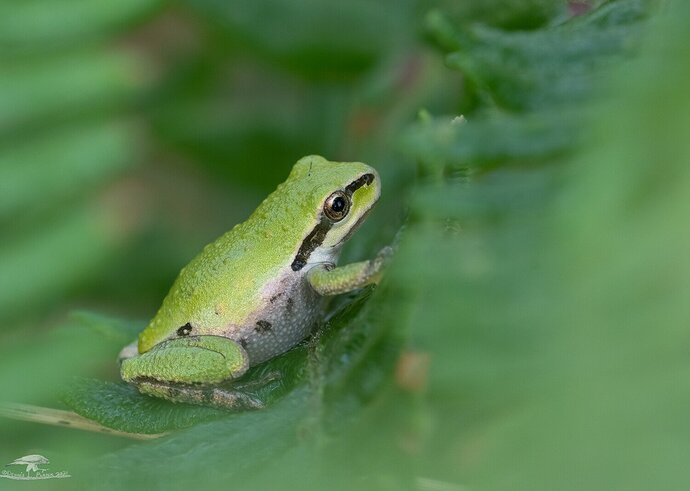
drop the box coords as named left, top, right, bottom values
left=119, top=155, right=387, bottom=409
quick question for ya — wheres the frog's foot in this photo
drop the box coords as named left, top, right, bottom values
left=135, top=381, right=265, bottom=410
left=307, top=245, right=394, bottom=296
left=118, top=340, right=138, bottom=362
left=150, top=370, right=283, bottom=410
left=133, top=371, right=281, bottom=410
left=231, top=370, right=282, bottom=391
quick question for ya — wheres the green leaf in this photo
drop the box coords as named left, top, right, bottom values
left=401, top=109, right=580, bottom=172
left=0, top=312, right=129, bottom=405
left=90, top=388, right=312, bottom=490
left=0, top=0, right=164, bottom=56
left=0, top=50, right=151, bottom=137
left=388, top=2, right=690, bottom=490
left=63, top=379, right=231, bottom=434
left=0, top=121, right=139, bottom=223
left=68, top=310, right=144, bottom=344
left=427, top=0, right=565, bottom=31
left=403, top=0, right=655, bottom=176
left=444, top=1, right=650, bottom=112
left=183, top=0, right=413, bottom=78
left=0, top=205, right=124, bottom=323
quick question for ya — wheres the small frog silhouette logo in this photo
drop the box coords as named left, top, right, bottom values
left=1, top=454, right=70, bottom=480
left=5, top=455, right=49, bottom=473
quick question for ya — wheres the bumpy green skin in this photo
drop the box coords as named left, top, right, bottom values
left=120, top=155, right=385, bottom=409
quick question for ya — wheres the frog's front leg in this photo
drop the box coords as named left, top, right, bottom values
left=307, top=246, right=393, bottom=296
left=120, top=336, right=262, bottom=409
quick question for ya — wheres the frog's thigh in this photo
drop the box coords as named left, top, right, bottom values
left=307, top=259, right=384, bottom=296
left=121, top=335, right=250, bottom=385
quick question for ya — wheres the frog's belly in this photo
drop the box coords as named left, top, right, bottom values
left=223, top=273, right=322, bottom=366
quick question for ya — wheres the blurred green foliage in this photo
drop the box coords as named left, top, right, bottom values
left=1, top=0, right=688, bottom=489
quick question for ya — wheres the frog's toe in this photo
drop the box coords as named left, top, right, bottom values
left=232, top=370, right=282, bottom=391
left=117, top=340, right=139, bottom=363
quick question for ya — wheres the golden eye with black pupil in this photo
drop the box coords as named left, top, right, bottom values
left=324, top=191, right=350, bottom=222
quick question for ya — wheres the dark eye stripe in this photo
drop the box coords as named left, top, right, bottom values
left=290, top=173, right=375, bottom=272
left=345, top=173, right=374, bottom=195
left=291, top=217, right=332, bottom=271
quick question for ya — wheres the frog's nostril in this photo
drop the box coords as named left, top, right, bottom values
left=177, top=323, right=193, bottom=336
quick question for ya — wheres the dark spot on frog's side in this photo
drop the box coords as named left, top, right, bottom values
left=255, top=320, right=272, bottom=333
left=177, top=323, right=193, bottom=336
left=269, top=292, right=284, bottom=303
left=239, top=338, right=248, bottom=349
left=286, top=297, right=294, bottom=312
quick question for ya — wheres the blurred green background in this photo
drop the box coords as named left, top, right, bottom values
left=1, top=0, right=689, bottom=489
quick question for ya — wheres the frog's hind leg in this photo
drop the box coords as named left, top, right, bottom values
left=121, top=335, right=258, bottom=410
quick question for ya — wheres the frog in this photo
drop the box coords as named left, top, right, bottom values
left=119, top=155, right=388, bottom=409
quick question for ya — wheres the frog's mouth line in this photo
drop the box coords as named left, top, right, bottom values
left=335, top=206, right=373, bottom=247
left=290, top=173, right=376, bottom=272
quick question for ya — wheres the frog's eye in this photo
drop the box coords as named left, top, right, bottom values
left=324, top=191, right=351, bottom=222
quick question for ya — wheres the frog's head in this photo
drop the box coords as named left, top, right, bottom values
left=286, top=155, right=381, bottom=271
